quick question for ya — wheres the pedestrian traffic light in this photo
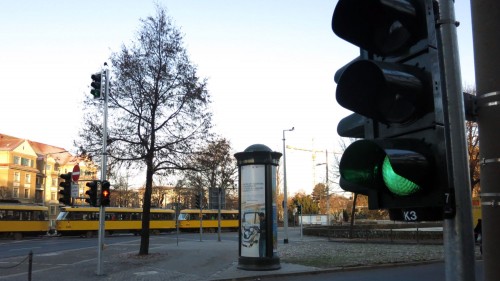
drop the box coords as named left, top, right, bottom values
left=90, top=72, right=102, bottom=98
left=332, top=0, right=450, bottom=221
left=85, top=180, right=99, bottom=207
left=100, top=180, right=111, bottom=206
left=195, top=194, right=201, bottom=209
left=58, top=172, right=72, bottom=205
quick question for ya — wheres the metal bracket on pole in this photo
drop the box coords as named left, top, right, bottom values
left=476, top=91, right=500, bottom=109
left=481, top=157, right=500, bottom=166
left=481, top=193, right=500, bottom=208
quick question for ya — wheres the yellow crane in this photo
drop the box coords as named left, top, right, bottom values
left=285, top=144, right=325, bottom=188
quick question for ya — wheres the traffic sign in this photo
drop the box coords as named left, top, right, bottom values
left=71, top=183, right=79, bottom=198
left=72, top=165, right=80, bottom=182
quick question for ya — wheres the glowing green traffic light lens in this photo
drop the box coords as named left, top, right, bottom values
left=382, top=156, right=420, bottom=196
left=341, top=166, right=378, bottom=185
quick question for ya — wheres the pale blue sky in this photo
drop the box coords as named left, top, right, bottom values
left=0, top=1, right=475, bottom=194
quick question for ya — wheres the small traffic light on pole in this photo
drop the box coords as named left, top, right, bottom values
left=90, top=72, right=102, bottom=98
left=195, top=194, right=201, bottom=209
left=58, top=172, right=72, bottom=205
left=85, top=180, right=99, bottom=207
left=100, top=180, right=111, bottom=206
left=332, top=0, right=450, bottom=221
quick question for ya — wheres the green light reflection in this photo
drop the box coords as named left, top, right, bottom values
left=382, top=156, right=420, bottom=196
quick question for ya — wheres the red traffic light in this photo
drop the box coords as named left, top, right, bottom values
left=100, top=180, right=111, bottom=206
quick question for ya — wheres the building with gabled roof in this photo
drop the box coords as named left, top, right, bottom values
left=0, top=133, right=97, bottom=228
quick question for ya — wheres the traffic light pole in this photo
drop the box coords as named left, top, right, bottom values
left=471, top=0, right=500, bottom=280
left=437, top=1, right=475, bottom=281
left=97, top=67, right=110, bottom=276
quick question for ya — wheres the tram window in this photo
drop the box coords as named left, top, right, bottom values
left=131, top=213, right=141, bottom=220
left=56, top=212, right=68, bottom=220
left=11, top=211, right=20, bottom=220
left=34, top=211, right=46, bottom=221
left=70, top=212, right=84, bottom=220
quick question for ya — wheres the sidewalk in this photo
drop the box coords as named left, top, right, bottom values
left=0, top=230, right=326, bottom=281
left=102, top=237, right=323, bottom=281
left=0, top=227, right=452, bottom=281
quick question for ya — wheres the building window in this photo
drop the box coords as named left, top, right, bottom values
left=46, top=164, right=52, bottom=171
left=25, top=174, right=31, bottom=184
left=21, top=157, right=31, bottom=167
left=14, top=172, right=20, bottom=183
left=51, top=177, right=57, bottom=187
left=13, top=187, right=19, bottom=198
left=50, top=205, right=56, bottom=215
left=13, top=156, right=20, bottom=165
left=51, top=192, right=56, bottom=201
left=24, top=188, right=29, bottom=199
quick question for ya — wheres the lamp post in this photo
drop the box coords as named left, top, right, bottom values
left=316, top=150, right=329, bottom=225
left=282, top=127, right=294, bottom=244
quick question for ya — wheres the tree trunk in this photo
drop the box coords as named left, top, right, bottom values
left=139, top=162, right=154, bottom=255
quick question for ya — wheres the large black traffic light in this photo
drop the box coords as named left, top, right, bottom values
left=90, top=72, right=102, bottom=98
left=58, top=172, right=72, bottom=206
left=333, top=0, right=450, bottom=221
left=100, top=180, right=111, bottom=206
left=85, top=180, right=99, bottom=207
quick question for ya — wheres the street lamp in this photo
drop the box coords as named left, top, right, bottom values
left=282, top=126, right=294, bottom=244
left=316, top=150, right=329, bottom=225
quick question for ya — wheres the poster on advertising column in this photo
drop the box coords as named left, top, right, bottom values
left=271, top=165, right=278, bottom=256
left=240, top=165, right=265, bottom=258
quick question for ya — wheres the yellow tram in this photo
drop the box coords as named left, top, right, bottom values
left=56, top=206, right=176, bottom=237
left=0, top=202, right=49, bottom=239
left=178, top=209, right=239, bottom=232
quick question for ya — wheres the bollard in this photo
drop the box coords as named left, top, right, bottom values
left=28, top=250, right=33, bottom=281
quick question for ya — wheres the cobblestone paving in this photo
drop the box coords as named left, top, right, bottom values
left=278, top=239, right=480, bottom=269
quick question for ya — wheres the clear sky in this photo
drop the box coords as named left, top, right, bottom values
left=0, top=1, right=476, bottom=195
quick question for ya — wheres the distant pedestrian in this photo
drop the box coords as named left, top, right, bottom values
left=474, top=219, right=482, bottom=254
left=258, top=212, right=266, bottom=257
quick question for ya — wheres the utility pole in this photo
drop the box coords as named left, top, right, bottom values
left=282, top=127, right=294, bottom=244
left=97, top=66, right=110, bottom=276
left=438, top=1, right=475, bottom=280
left=471, top=0, right=500, bottom=280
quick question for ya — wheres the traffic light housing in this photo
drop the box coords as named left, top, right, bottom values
left=195, top=194, right=201, bottom=209
left=58, top=172, right=72, bottom=206
left=100, top=180, right=111, bottom=206
left=297, top=205, right=302, bottom=215
left=85, top=180, right=99, bottom=207
left=332, top=0, right=450, bottom=221
left=90, top=72, right=102, bottom=98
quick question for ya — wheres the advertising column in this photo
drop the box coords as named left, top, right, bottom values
left=235, top=144, right=282, bottom=271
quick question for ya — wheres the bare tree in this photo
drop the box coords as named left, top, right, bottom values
left=464, top=85, right=480, bottom=194
left=182, top=138, right=237, bottom=205
left=76, top=6, right=212, bottom=255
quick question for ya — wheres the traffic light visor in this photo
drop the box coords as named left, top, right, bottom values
left=332, top=0, right=424, bottom=56
left=340, top=140, right=429, bottom=196
left=339, top=140, right=386, bottom=194
left=336, top=60, right=425, bottom=124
